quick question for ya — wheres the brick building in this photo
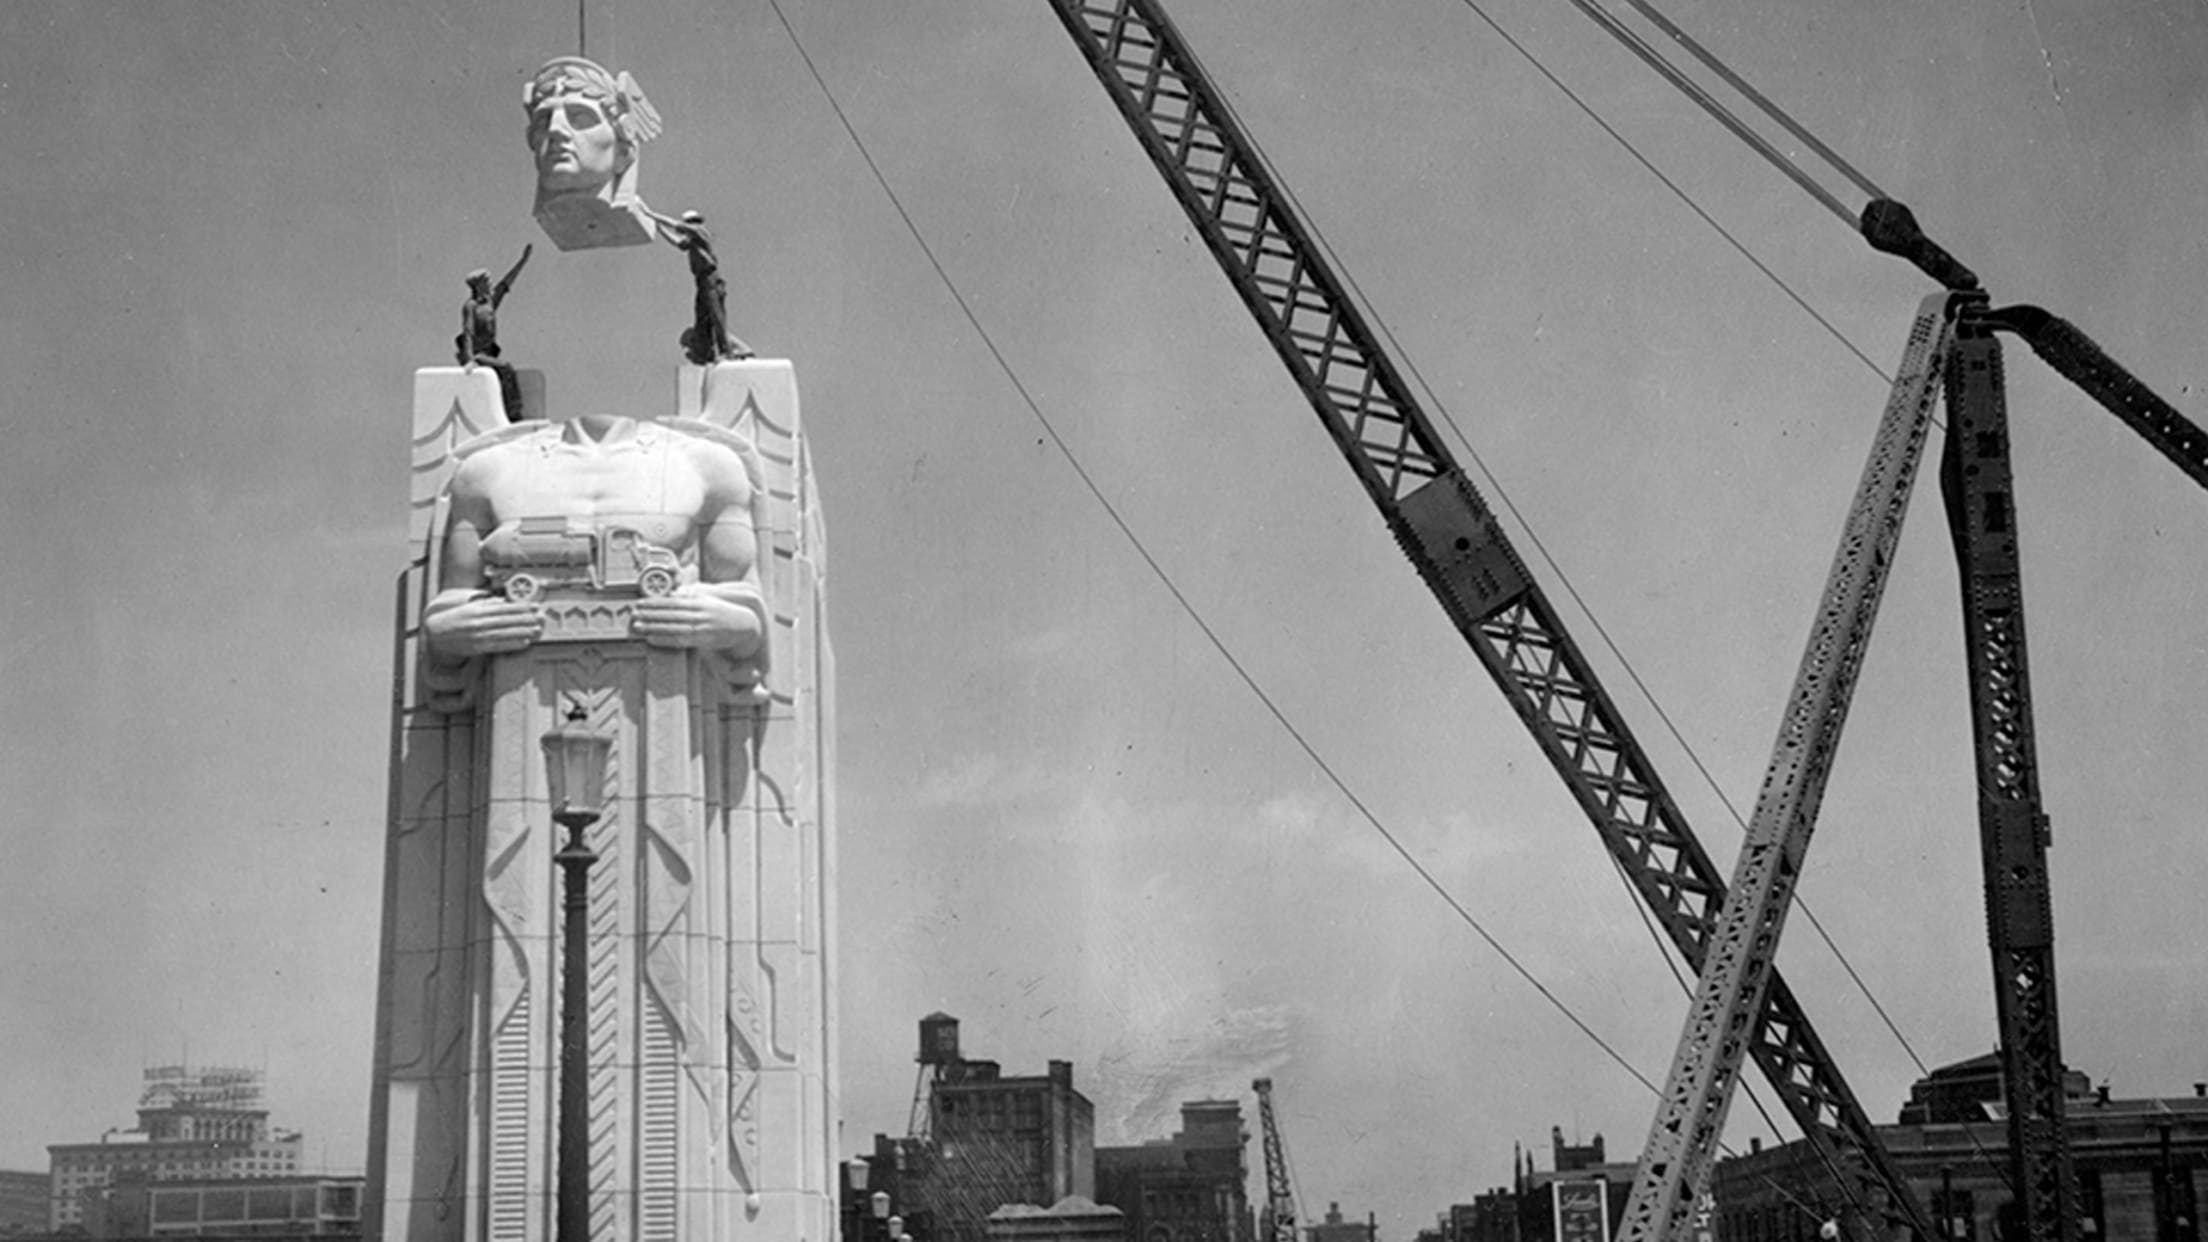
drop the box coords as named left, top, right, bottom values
left=850, top=1017, right=1099, bottom=1242
left=987, top=1197, right=1129, bottom=1242
left=1096, top=1100, right=1252, bottom=1242
left=0, top=1171, right=46, bottom=1235
left=1447, top=1128, right=1635, bottom=1242
left=47, top=1067, right=302, bottom=1231
left=1713, top=1057, right=2208, bottom=1242
left=1306, top=1202, right=1377, bottom=1242
left=82, top=1174, right=362, bottom=1238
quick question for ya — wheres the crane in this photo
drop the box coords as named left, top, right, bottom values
left=1048, top=5, right=2208, bottom=1242
left=1254, top=1079, right=1300, bottom=1242
left=1613, top=287, right=2208, bottom=1242
left=1048, top=3, right=1936, bottom=1238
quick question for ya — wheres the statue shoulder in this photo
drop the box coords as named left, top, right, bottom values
left=444, top=423, right=548, bottom=498
left=663, top=418, right=761, bottom=493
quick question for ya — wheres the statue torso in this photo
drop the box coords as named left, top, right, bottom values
left=472, top=420, right=714, bottom=562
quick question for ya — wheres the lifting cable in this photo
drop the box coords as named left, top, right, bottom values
left=1224, top=97, right=1918, bottom=1236
left=1432, top=0, right=1892, bottom=383
left=1181, top=6, right=2010, bottom=1192
left=765, top=0, right=1670, bottom=1106
left=1426, top=0, right=2030, bottom=1191
left=1561, top=0, right=1877, bottom=229
left=1543, top=0, right=1979, bottom=290
left=1199, top=0, right=1931, bottom=1082
left=758, top=18, right=1844, bottom=1184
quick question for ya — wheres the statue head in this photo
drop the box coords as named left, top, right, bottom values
left=524, top=57, right=663, bottom=202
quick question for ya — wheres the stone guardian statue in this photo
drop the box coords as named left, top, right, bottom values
left=368, top=358, right=837, bottom=1242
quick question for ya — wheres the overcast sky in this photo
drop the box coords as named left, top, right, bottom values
left=2, top=1, right=2205, bottom=1235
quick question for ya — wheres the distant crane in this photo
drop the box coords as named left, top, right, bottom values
left=1254, top=1078, right=1300, bottom=1242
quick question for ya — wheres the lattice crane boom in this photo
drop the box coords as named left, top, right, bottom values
left=1049, top=3, right=1936, bottom=1238
left=1254, top=1078, right=1299, bottom=1242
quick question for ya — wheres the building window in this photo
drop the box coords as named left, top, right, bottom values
left=153, top=1192, right=197, bottom=1225
left=1933, top=1187, right=1975, bottom=1242
left=2165, top=1165, right=2200, bottom=1242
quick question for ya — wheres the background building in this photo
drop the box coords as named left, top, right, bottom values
left=0, top=1172, right=46, bottom=1236
left=1096, top=1100, right=1252, bottom=1242
left=849, top=1017, right=1100, bottom=1242
left=1306, top=1202, right=1378, bottom=1242
left=1450, top=1129, right=1635, bottom=1242
left=1712, top=1058, right=2208, bottom=1242
left=47, top=1067, right=303, bottom=1231
left=80, top=1174, right=361, bottom=1239
left=987, top=1198, right=1128, bottom=1242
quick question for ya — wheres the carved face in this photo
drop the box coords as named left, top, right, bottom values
left=529, top=90, right=626, bottom=195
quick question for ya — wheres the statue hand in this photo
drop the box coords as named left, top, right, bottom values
left=630, top=585, right=763, bottom=652
left=424, top=591, right=544, bottom=657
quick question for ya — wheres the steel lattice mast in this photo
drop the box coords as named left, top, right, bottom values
left=1254, top=1079, right=1299, bottom=1242
left=1939, top=309, right=2081, bottom=1242
left=1048, top=3, right=1936, bottom=1238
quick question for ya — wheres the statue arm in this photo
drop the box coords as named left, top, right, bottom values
left=491, top=244, right=533, bottom=305
left=422, top=464, right=544, bottom=658
left=630, top=449, right=766, bottom=655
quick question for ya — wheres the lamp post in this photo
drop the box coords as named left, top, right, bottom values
left=844, top=1158, right=872, bottom=1242
left=543, top=704, right=610, bottom=1242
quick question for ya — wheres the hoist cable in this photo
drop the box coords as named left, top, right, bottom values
left=1611, top=0, right=1883, bottom=203
left=1529, top=0, right=1982, bottom=287
left=764, top=0, right=1669, bottom=1100
left=1437, top=0, right=1892, bottom=382
left=1189, top=12, right=1970, bottom=1187
left=1555, top=0, right=1858, bottom=227
left=769, top=3, right=1987, bottom=1206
